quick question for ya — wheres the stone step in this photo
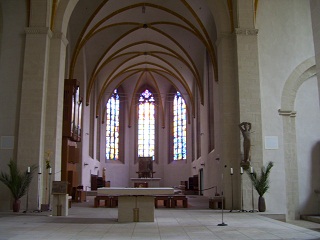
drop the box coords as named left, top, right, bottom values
left=301, top=215, right=320, bottom=224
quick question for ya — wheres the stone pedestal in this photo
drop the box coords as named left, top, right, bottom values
left=118, top=196, right=154, bottom=222
left=52, top=194, right=69, bottom=216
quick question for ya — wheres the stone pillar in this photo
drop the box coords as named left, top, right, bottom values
left=41, top=31, right=69, bottom=208
left=17, top=26, right=52, bottom=210
left=279, top=111, right=299, bottom=220
left=17, top=0, right=52, bottom=211
left=217, top=32, right=241, bottom=209
left=45, top=31, right=69, bottom=182
left=235, top=0, right=264, bottom=210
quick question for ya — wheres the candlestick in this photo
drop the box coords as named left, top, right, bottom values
left=230, top=168, right=233, bottom=175
left=240, top=167, right=243, bottom=174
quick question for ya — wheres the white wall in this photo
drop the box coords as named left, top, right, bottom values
left=296, top=76, right=320, bottom=215
left=257, top=0, right=316, bottom=214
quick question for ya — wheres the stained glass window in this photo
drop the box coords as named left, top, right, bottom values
left=138, top=89, right=155, bottom=158
left=106, top=89, right=120, bottom=160
left=173, top=91, right=187, bottom=160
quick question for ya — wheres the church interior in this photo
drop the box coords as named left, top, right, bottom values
left=1, top=0, right=320, bottom=235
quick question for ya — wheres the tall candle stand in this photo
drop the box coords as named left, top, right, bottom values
left=34, top=171, right=42, bottom=213
left=48, top=168, right=52, bottom=211
left=23, top=167, right=31, bottom=213
left=218, top=165, right=227, bottom=226
left=229, top=168, right=234, bottom=212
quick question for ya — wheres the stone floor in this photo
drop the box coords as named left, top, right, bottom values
left=0, top=195, right=320, bottom=240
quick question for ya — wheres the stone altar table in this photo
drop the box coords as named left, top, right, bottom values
left=97, top=187, right=174, bottom=222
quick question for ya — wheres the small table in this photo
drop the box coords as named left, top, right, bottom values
left=97, top=187, right=174, bottom=222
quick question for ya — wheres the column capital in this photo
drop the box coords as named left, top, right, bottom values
left=278, top=109, right=297, bottom=117
left=235, top=28, right=258, bottom=36
left=52, top=31, right=69, bottom=46
left=25, top=27, right=53, bottom=37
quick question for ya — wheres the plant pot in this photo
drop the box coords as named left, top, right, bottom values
left=258, top=196, right=266, bottom=212
left=12, top=199, right=21, bottom=212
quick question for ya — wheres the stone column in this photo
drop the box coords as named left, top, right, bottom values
left=278, top=111, right=299, bottom=220
left=217, top=32, right=241, bottom=209
left=17, top=26, right=52, bottom=211
left=235, top=0, right=264, bottom=210
left=45, top=31, right=69, bottom=182
left=17, top=0, right=52, bottom=211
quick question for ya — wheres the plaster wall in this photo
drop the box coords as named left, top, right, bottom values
left=296, top=76, right=320, bottom=215
left=310, top=1, right=320, bottom=102
left=257, top=0, right=315, bottom=214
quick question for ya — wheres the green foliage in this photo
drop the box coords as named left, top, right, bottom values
left=248, top=161, right=274, bottom=197
left=0, top=160, right=37, bottom=200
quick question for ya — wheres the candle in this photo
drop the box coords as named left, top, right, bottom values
left=49, top=168, right=52, bottom=174
left=230, top=168, right=233, bottom=175
left=27, top=166, right=30, bottom=173
left=240, top=167, right=243, bottom=174
left=250, top=166, right=253, bottom=174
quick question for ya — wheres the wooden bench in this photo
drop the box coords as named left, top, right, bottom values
left=154, top=195, right=171, bottom=208
left=172, top=195, right=188, bottom=208
left=94, top=195, right=110, bottom=207
left=94, top=195, right=118, bottom=208
left=109, top=196, right=118, bottom=207
left=209, top=196, right=225, bottom=209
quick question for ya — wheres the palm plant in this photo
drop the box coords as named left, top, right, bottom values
left=0, top=160, right=37, bottom=212
left=248, top=161, right=274, bottom=212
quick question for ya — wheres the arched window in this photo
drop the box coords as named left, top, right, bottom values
left=173, top=91, right=187, bottom=160
left=138, top=89, right=155, bottom=158
left=106, top=89, right=120, bottom=160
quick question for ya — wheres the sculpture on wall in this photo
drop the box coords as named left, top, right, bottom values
left=239, top=122, right=252, bottom=163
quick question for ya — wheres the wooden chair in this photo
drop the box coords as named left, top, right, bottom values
left=172, top=195, right=188, bottom=208
left=154, top=195, right=171, bottom=208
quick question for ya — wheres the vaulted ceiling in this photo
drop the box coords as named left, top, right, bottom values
left=67, top=0, right=219, bottom=121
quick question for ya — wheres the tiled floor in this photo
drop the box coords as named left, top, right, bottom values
left=0, top=196, right=320, bottom=240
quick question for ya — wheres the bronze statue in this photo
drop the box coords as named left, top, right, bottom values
left=239, top=122, right=251, bottom=162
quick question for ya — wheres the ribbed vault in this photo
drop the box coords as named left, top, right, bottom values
left=67, top=0, right=218, bottom=120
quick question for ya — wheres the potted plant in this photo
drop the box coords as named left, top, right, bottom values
left=0, top=160, right=36, bottom=212
left=248, top=161, right=274, bottom=212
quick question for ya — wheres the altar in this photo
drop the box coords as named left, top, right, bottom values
left=130, top=178, right=161, bottom=187
left=97, top=187, right=174, bottom=222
